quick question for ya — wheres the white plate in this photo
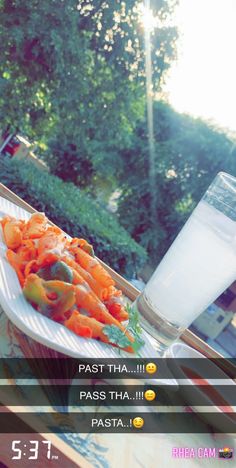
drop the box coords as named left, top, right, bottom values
left=0, top=196, right=159, bottom=359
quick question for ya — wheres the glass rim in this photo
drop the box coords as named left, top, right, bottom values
left=217, top=170, right=236, bottom=184
left=203, top=171, right=236, bottom=220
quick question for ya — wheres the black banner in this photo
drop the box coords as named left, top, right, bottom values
left=0, top=358, right=235, bottom=379
left=0, top=411, right=235, bottom=433
left=0, top=384, right=236, bottom=406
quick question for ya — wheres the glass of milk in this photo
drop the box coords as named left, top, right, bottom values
left=134, top=172, right=236, bottom=355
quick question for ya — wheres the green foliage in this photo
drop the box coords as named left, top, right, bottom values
left=0, top=0, right=178, bottom=185
left=0, top=158, right=147, bottom=276
left=117, top=101, right=236, bottom=265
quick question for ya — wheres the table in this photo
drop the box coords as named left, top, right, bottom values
left=0, top=184, right=235, bottom=468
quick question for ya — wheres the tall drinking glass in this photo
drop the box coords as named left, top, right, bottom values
left=134, top=172, right=236, bottom=355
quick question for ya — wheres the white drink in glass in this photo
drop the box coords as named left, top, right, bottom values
left=135, top=199, right=236, bottom=353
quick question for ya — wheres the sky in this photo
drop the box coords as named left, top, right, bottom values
left=165, top=0, right=236, bottom=133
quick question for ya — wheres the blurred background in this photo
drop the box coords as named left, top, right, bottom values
left=0, top=0, right=236, bottom=356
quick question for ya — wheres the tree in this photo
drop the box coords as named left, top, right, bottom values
left=117, top=101, right=236, bottom=266
left=0, top=0, right=178, bottom=185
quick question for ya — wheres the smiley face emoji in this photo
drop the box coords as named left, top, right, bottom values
left=132, top=417, right=144, bottom=429
left=144, top=389, right=156, bottom=401
left=145, top=362, right=157, bottom=374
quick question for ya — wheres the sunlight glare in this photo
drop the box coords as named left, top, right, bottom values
left=166, top=0, right=236, bottom=133
left=140, top=6, right=157, bottom=32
